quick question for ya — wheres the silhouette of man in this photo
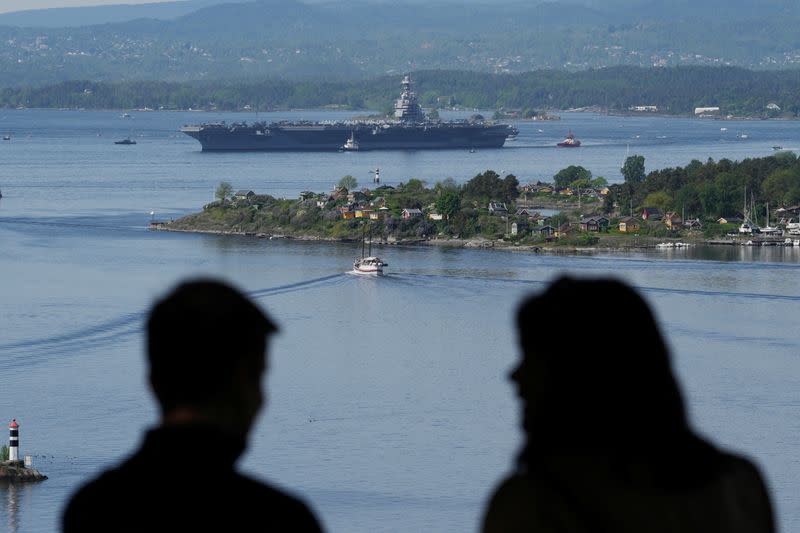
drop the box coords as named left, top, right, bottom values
left=483, top=277, right=774, bottom=533
left=63, top=279, right=323, bottom=532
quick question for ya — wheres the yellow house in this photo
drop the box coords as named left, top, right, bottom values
left=342, top=211, right=355, bottom=219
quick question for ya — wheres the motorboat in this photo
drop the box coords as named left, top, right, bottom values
left=114, top=138, right=137, bottom=145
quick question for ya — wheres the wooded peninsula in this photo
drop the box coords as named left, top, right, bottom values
left=163, top=153, right=800, bottom=249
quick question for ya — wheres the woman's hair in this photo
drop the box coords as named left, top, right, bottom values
left=515, top=277, right=687, bottom=451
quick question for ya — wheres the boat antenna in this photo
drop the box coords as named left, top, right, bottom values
left=362, top=223, right=366, bottom=258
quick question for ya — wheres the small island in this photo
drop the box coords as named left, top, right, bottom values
left=0, top=460, right=47, bottom=482
left=162, top=153, right=800, bottom=253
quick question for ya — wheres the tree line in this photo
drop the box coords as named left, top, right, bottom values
left=607, top=153, right=800, bottom=220
left=4, top=67, right=800, bottom=116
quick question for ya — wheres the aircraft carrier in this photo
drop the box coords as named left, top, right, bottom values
left=180, top=76, right=517, bottom=151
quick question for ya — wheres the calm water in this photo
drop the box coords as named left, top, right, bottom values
left=0, top=110, right=799, bottom=532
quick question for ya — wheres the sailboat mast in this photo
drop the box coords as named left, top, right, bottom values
left=368, top=225, right=372, bottom=256
left=362, top=225, right=366, bottom=258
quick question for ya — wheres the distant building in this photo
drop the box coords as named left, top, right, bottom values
left=629, top=105, right=658, bottom=112
left=694, top=107, right=720, bottom=115
left=401, top=208, right=423, bottom=219
left=579, top=216, right=609, bottom=232
left=536, top=225, right=556, bottom=237
left=717, top=216, right=743, bottom=224
left=684, top=218, right=702, bottom=229
left=618, top=216, right=640, bottom=233
left=766, top=103, right=781, bottom=111
left=641, top=207, right=663, bottom=221
left=428, top=213, right=444, bottom=221
left=488, top=201, right=508, bottom=215
left=234, top=190, right=255, bottom=201
left=663, top=212, right=683, bottom=229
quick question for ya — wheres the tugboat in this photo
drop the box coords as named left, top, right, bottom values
left=557, top=130, right=581, bottom=147
left=114, top=137, right=137, bottom=145
left=340, top=132, right=359, bottom=151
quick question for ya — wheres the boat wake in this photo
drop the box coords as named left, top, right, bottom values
left=0, top=274, right=348, bottom=370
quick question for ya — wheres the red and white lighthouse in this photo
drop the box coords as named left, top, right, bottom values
left=8, top=419, right=19, bottom=461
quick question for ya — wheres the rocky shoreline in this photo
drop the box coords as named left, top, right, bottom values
left=154, top=224, right=697, bottom=255
left=0, top=461, right=47, bottom=482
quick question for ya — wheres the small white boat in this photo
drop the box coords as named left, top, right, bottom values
left=353, top=256, right=387, bottom=275
left=341, top=132, right=359, bottom=151
left=720, top=127, right=728, bottom=132
left=353, top=225, right=387, bottom=275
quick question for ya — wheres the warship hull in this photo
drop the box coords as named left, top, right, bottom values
left=180, top=122, right=514, bottom=151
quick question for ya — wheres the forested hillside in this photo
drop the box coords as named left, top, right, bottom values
left=2, top=0, right=800, bottom=85
left=3, top=67, right=799, bottom=117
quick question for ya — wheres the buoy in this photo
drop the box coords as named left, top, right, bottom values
left=9, top=419, right=19, bottom=461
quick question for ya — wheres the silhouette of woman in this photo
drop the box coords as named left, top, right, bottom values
left=483, top=277, right=774, bottom=533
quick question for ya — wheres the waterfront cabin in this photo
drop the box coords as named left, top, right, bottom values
left=618, top=216, right=641, bottom=233
left=428, top=213, right=444, bottom=221
left=536, top=225, right=556, bottom=237
left=580, top=216, right=609, bottom=232
left=717, top=216, right=743, bottom=225
left=684, top=218, right=702, bottom=230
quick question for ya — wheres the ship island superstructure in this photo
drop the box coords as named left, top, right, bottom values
left=180, top=76, right=517, bottom=151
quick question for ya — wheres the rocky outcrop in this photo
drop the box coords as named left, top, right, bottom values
left=0, top=461, right=47, bottom=482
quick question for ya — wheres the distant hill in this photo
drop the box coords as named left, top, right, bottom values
left=1, top=0, right=800, bottom=86
left=0, top=0, right=233, bottom=28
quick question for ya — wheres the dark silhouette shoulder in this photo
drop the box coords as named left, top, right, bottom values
left=64, top=428, right=322, bottom=533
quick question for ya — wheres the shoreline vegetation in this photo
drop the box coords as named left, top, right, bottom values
left=161, top=154, right=800, bottom=254
left=4, top=67, right=800, bottom=119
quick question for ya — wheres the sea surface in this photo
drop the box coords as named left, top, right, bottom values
left=0, top=109, right=799, bottom=532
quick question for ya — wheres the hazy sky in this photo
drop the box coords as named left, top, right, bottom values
left=0, top=1, right=176, bottom=15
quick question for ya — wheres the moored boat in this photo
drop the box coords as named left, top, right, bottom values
left=114, top=138, right=137, bottom=145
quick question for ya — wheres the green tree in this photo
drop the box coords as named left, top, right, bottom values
left=435, top=189, right=462, bottom=220
left=642, top=191, right=673, bottom=213
left=590, top=176, right=608, bottom=187
left=553, top=166, right=591, bottom=188
left=338, top=175, right=358, bottom=190
left=215, top=181, right=233, bottom=202
left=621, top=155, right=646, bottom=184
left=502, top=174, right=520, bottom=202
